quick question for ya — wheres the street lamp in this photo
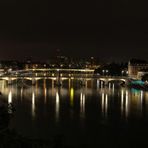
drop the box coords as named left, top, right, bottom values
left=106, top=70, right=109, bottom=76
left=121, top=70, right=124, bottom=76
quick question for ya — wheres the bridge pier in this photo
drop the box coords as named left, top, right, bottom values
left=55, top=76, right=62, bottom=87
left=8, top=78, right=12, bottom=85
left=104, top=80, right=108, bottom=86
left=124, top=80, right=129, bottom=86
left=55, top=79, right=62, bottom=87
left=99, top=79, right=108, bottom=86
left=80, top=79, right=86, bottom=86
left=32, top=78, right=36, bottom=85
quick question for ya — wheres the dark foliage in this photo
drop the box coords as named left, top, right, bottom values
left=94, top=63, right=127, bottom=76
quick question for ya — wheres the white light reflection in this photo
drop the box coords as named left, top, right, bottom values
left=32, top=91, right=35, bottom=118
left=21, top=87, right=23, bottom=101
left=80, top=92, right=85, bottom=118
left=8, top=89, right=12, bottom=103
left=140, top=90, right=143, bottom=103
left=101, top=93, right=108, bottom=117
left=125, top=91, right=129, bottom=118
left=121, top=89, right=124, bottom=115
left=102, top=93, right=105, bottom=114
left=8, top=89, right=13, bottom=114
left=140, top=91, right=143, bottom=112
left=97, top=80, right=99, bottom=89
left=101, top=81, right=103, bottom=89
left=105, top=94, right=108, bottom=117
left=112, top=84, right=115, bottom=93
left=56, top=91, right=60, bottom=122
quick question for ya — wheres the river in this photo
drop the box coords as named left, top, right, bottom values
left=0, top=78, right=148, bottom=147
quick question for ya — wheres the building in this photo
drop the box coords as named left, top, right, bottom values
left=128, top=59, right=148, bottom=79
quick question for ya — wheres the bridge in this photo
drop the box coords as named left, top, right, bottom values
left=0, top=68, right=131, bottom=86
left=97, top=76, right=129, bottom=85
left=0, top=71, right=129, bottom=85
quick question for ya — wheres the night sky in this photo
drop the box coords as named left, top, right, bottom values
left=0, top=0, right=148, bottom=61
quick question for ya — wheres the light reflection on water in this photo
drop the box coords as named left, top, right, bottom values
left=55, top=90, right=59, bottom=122
left=125, top=90, right=129, bottom=118
left=8, top=89, right=12, bottom=104
left=121, top=89, right=124, bottom=115
left=80, top=91, right=85, bottom=118
left=0, top=79, right=147, bottom=118
left=0, top=78, right=148, bottom=140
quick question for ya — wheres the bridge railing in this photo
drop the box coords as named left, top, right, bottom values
left=0, top=73, right=129, bottom=79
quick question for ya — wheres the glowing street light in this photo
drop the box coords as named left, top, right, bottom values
left=106, top=70, right=109, bottom=76
left=121, top=70, right=124, bottom=76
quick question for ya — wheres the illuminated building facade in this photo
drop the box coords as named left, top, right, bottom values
left=128, top=59, right=148, bottom=78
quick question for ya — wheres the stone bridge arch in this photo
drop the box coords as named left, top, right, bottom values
left=98, top=77, right=128, bottom=85
left=108, top=78, right=127, bottom=83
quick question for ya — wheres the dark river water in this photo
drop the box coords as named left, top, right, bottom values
left=1, top=79, right=148, bottom=147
